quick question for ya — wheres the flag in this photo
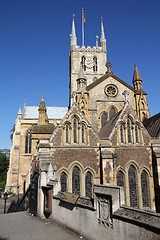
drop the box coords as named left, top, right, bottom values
left=82, top=10, right=85, bottom=23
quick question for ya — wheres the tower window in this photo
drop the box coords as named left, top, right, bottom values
left=101, top=112, right=108, bottom=128
left=72, top=166, right=80, bottom=195
left=93, top=57, right=98, bottom=71
left=85, top=171, right=92, bottom=198
left=81, top=56, right=86, bottom=71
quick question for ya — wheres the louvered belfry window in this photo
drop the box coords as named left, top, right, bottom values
left=128, top=165, right=138, bottom=207
left=72, top=166, right=80, bottom=195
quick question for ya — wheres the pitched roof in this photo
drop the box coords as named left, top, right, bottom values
left=86, top=72, right=147, bottom=95
left=143, top=113, right=160, bottom=138
left=22, top=106, right=68, bottom=120
left=98, top=111, right=122, bottom=139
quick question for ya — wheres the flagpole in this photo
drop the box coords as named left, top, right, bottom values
left=82, top=7, right=84, bottom=46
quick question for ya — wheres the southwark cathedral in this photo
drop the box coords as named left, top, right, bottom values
left=6, top=16, right=160, bottom=213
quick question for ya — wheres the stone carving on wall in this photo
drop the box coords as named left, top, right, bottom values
left=75, top=46, right=103, bottom=53
left=97, top=196, right=112, bottom=227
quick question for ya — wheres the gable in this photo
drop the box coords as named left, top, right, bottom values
left=50, top=103, right=99, bottom=146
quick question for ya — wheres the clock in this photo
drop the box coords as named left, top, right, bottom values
left=85, top=57, right=95, bottom=69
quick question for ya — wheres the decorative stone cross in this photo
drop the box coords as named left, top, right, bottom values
left=122, top=90, right=130, bottom=103
left=105, top=62, right=112, bottom=73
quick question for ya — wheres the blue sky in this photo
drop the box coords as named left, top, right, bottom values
left=0, top=0, right=160, bottom=149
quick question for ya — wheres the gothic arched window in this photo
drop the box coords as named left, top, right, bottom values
left=141, top=170, right=150, bottom=207
left=73, top=119, right=77, bottom=143
left=135, top=124, right=139, bottom=143
left=109, top=107, right=116, bottom=120
left=101, top=112, right=108, bottom=128
left=120, top=125, right=124, bottom=143
left=25, top=130, right=32, bottom=154
left=117, top=170, right=125, bottom=187
left=85, top=171, right=92, bottom=198
left=128, top=165, right=138, bottom=207
left=72, top=166, right=80, bottom=195
left=60, top=172, right=67, bottom=192
left=66, top=125, right=69, bottom=144
left=82, top=125, right=85, bottom=144
left=81, top=56, right=86, bottom=71
left=93, top=56, right=98, bottom=71
left=127, top=119, right=132, bottom=143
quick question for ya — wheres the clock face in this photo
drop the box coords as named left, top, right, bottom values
left=85, top=57, right=95, bottom=69
left=104, top=84, right=118, bottom=97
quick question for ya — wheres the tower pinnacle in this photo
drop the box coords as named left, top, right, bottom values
left=100, top=17, right=106, bottom=52
left=70, top=14, right=77, bottom=47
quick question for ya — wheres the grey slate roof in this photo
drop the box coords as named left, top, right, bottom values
left=22, top=106, right=68, bottom=119
left=143, top=112, right=160, bottom=138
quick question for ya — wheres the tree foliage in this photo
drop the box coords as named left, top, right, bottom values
left=0, top=153, right=9, bottom=188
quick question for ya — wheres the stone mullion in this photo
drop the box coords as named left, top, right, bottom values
left=125, top=170, right=130, bottom=206
left=137, top=171, right=142, bottom=208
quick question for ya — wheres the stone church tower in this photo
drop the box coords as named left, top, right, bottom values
left=69, top=16, right=107, bottom=106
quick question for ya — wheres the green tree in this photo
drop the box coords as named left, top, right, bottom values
left=0, top=153, right=9, bottom=188
left=10, top=124, right=15, bottom=142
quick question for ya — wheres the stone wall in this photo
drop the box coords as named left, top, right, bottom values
left=48, top=185, right=160, bottom=240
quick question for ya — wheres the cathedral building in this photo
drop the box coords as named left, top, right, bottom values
left=6, top=15, right=160, bottom=213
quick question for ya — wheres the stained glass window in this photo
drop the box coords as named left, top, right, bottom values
left=135, top=125, right=139, bottom=143
left=128, top=165, right=138, bottom=207
left=127, top=119, right=131, bottom=143
left=82, top=125, right=84, bottom=144
left=101, top=112, right=108, bottom=128
left=117, top=171, right=124, bottom=187
left=25, top=133, right=28, bottom=153
left=109, top=107, right=116, bottom=120
left=66, top=125, right=68, bottom=144
left=85, top=171, right=92, bottom=198
left=60, top=172, right=67, bottom=192
left=120, top=125, right=124, bottom=143
left=74, top=119, right=77, bottom=143
left=141, top=170, right=150, bottom=207
left=72, top=166, right=80, bottom=195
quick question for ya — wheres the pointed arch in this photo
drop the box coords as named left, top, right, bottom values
left=117, top=170, right=125, bottom=187
left=141, top=170, right=150, bottom=207
left=101, top=112, right=108, bottom=128
left=60, top=172, right=68, bottom=192
left=128, top=165, right=138, bottom=207
left=109, top=106, right=117, bottom=120
left=85, top=171, right=93, bottom=198
left=93, top=56, right=98, bottom=71
left=72, top=166, right=80, bottom=195
left=81, top=56, right=86, bottom=71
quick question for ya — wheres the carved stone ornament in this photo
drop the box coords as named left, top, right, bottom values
left=98, top=197, right=112, bottom=227
left=104, top=84, right=118, bottom=97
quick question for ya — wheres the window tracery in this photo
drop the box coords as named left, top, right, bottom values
left=128, top=165, right=138, bottom=207
left=25, top=130, right=32, bottom=154
left=85, top=171, right=92, bottom=198
left=109, top=107, right=116, bottom=120
left=141, top=170, right=150, bottom=207
left=93, top=56, right=98, bottom=71
left=81, top=56, right=86, bottom=71
left=72, top=166, right=80, bottom=195
left=101, top=112, right=108, bottom=128
left=60, top=172, right=67, bottom=192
